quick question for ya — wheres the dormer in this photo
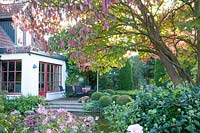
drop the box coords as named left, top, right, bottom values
left=0, top=3, right=32, bottom=47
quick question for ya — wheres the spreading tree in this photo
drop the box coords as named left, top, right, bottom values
left=12, top=0, right=200, bottom=86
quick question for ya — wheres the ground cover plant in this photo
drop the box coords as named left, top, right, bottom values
left=104, top=86, right=200, bottom=132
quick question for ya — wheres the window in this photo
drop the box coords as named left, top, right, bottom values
left=0, top=20, right=15, bottom=43
left=0, top=60, right=22, bottom=93
left=39, top=62, right=62, bottom=92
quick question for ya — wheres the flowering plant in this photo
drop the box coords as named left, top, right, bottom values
left=80, top=96, right=90, bottom=103
left=23, top=105, right=95, bottom=132
left=127, top=124, right=143, bottom=133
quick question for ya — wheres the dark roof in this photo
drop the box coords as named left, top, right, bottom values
left=0, top=47, right=66, bottom=61
left=0, top=3, right=24, bottom=47
left=0, top=3, right=24, bottom=18
left=0, top=25, right=15, bottom=47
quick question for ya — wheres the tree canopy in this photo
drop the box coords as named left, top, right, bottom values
left=13, top=0, right=200, bottom=86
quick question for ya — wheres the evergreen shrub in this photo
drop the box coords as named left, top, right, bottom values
left=104, top=89, right=115, bottom=95
left=91, top=92, right=104, bottom=101
left=112, top=95, right=120, bottom=102
left=104, top=86, right=200, bottom=132
left=99, top=96, right=113, bottom=107
left=4, top=95, right=44, bottom=113
left=116, top=95, right=132, bottom=105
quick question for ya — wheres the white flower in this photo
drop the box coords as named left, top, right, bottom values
left=127, top=124, right=143, bottom=133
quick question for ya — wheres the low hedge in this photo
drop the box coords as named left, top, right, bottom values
left=99, top=96, right=113, bottom=107
left=91, top=92, right=104, bottom=101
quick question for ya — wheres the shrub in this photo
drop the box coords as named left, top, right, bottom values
left=84, top=101, right=101, bottom=112
left=119, top=60, right=133, bottom=90
left=116, top=95, right=132, bottom=105
left=99, top=96, right=113, bottom=107
left=0, top=112, right=24, bottom=132
left=91, top=92, right=104, bottom=101
left=104, top=89, right=115, bottom=95
left=104, top=87, right=200, bottom=132
left=112, top=95, right=120, bottom=102
left=0, top=105, right=96, bottom=132
left=4, top=95, right=45, bottom=113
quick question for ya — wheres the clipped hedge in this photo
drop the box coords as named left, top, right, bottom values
left=103, top=89, right=115, bottom=95
left=99, top=96, right=113, bottom=107
left=112, top=95, right=120, bottom=102
left=91, top=92, right=104, bottom=101
left=116, top=95, right=132, bottom=105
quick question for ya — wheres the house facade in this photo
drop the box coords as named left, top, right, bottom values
left=0, top=2, right=67, bottom=100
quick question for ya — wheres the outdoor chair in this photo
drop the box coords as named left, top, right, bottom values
left=59, top=86, right=65, bottom=97
left=74, top=86, right=84, bottom=95
left=65, top=86, right=74, bottom=96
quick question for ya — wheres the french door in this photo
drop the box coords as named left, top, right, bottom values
left=38, top=62, right=62, bottom=97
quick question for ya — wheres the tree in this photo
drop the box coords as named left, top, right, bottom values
left=130, top=56, right=146, bottom=89
left=13, top=0, right=200, bottom=86
left=119, top=59, right=133, bottom=90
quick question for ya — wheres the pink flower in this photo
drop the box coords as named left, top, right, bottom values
left=103, top=20, right=110, bottom=30
left=46, top=129, right=52, bottom=133
left=128, top=0, right=133, bottom=3
left=34, top=130, right=39, bottom=133
left=68, top=39, right=76, bottom=46
left=59, top=40, right=65, bottom=48
left=71, top=126, right=78, bottom=131
left=37, top=104, right=47, bottom=115
left=127, top=124, right=143, bottom=133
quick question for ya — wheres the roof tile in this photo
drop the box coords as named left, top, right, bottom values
left=0, top=3, right=24, bottom=18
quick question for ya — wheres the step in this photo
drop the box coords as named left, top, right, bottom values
left=47, top=107, right=85, bottom=112
left=46, top=102, right=83, bottom=106
left=46, top=105, right=83, bottom=109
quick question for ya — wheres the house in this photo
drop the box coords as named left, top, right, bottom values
left=0, top=2, right=67, bottom=100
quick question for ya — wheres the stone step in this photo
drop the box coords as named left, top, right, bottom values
left=45, top=99, right=85, bottom=113
left=47, top=107, right=85, bottom=112
left=46, top=102, right=83, bottom=106
left=46, top=105, right=83, bottom=109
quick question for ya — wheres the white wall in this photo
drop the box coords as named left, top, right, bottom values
left=0, top=52, right=67, bottom=100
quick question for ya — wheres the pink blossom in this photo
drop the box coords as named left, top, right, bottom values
left=128, top=0, right=133, bottom=3
left=68, top=28, right=77, bottom=35
left=37, top=104, right=47, bottom=115
left=42, top=117, right=50, bottom=125
left=103, top=20, right=110, bottom=30
left=46, top=129, right=52, bottom=133
left=102, top=0, right=107, bottom=12
left=59, top=40, right=65, bottom=48
left=127, top=124, right=143, bottom=133
left=34, top=130, right=39, bottom=133
left=71, top=126, right=78, bottom=131
left=68, top=39, right=76, bottom=46
left=153, top=54, right=160, bottom=59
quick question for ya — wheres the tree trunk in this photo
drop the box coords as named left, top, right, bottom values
left=135, top=0, right=194, bottom=86
left=195, top=0, right=200, bottom=86
left=158, top=52, right=181, bottom=85
left=197, top=55, right=200, bottom=85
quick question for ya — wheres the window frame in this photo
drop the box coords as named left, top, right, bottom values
left=39, top=62, right=62, bottom=93
left=1, top=60, right=22, bottom=94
